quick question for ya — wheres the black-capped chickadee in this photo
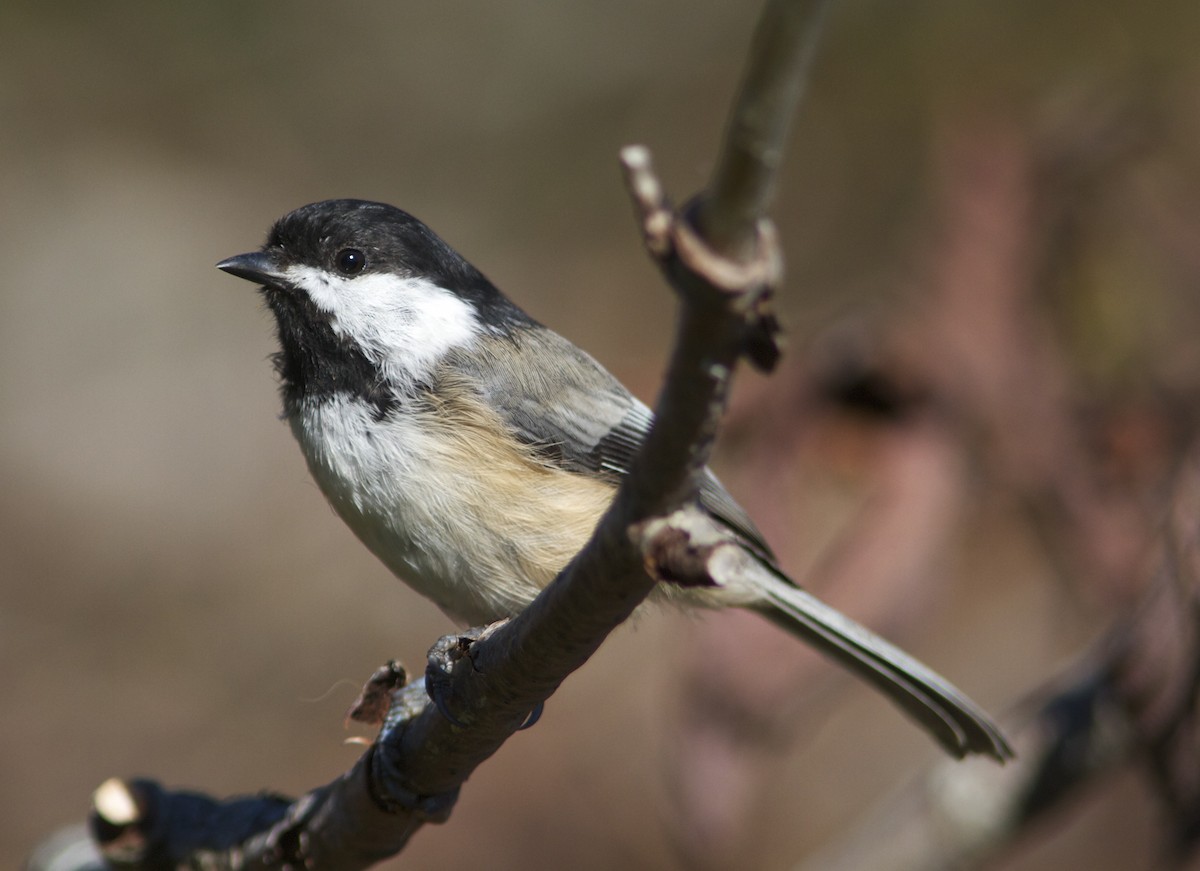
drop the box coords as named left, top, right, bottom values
left=217, top=199, right=1011, bottom=761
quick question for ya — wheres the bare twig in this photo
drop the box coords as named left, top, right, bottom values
left=793, top=101, right=1200, bottom=871
left=697, top=0, right=834, bottom=261
left=794, top=472, right=1200, bottom=871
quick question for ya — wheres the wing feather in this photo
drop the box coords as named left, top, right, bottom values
left=448, top=327, right=775, bottom=560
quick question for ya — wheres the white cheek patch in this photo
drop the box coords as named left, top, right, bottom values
left=284, top=264, right=481, bottom=385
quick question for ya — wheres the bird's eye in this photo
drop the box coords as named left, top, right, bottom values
left=335, top=248, right=367, bottom=275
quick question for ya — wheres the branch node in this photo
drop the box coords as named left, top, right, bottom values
left=672, top=211, right=783, bottom=301
left=620, top=146, right=784, bottom=373
left=634, top=509, right=737, bottom=588
left=673, top=211, right=784, bottom=372
left=367, top=744, right=461, bottom=823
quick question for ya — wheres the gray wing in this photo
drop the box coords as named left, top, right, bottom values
left=451, top=326, right=776, bottom=561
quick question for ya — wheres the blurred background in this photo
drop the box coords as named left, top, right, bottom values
left=6, top=2, right=1200, bottom=869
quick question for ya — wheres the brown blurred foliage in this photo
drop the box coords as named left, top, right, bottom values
left=6, top=2, right=1200, bottom=869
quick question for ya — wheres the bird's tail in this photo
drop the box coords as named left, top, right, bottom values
left=757, top=574, right=1013, bottom=761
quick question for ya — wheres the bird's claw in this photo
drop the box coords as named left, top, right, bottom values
left=518, top=701, right=544, bottom=730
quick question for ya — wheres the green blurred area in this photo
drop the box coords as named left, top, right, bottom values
left=4, top=3, right=1200, bottom=869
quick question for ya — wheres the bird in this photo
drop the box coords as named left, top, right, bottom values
left=217, top=198, right=1012, bottom=762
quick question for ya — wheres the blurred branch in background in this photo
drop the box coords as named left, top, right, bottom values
left=665, top=346, right=969, bottom=870
left=664, top=88, right=1200, bottom=869
left=794, top=448, right=1200, bottom=871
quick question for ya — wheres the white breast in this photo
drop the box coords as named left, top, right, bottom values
left=290, top=394, right=616, bottom=625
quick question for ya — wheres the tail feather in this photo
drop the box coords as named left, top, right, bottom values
left=758, top=575, right=1013, bottom=761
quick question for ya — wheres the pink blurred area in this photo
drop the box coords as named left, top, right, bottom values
left=5, top=3, right=1200, bottom=869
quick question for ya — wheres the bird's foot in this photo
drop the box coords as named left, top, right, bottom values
left=424, top=620, right=544, bottom=730
left=425, top=627, right=489, bottom=727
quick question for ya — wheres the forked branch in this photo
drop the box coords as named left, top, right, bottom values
left=28, top=2, right=836, bottom=869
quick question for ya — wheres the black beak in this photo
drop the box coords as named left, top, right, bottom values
left=216, top=251, right=286, bottom=287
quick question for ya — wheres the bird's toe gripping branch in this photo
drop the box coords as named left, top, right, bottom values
left=422, top=620, right=541, bottom=730
left=339, top=660, right=462, bottom=822
left=424, top=627, right=490, bottom=728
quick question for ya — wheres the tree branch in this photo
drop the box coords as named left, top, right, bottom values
left=790, top=99, right=1200, bottom=871
left=795, top=452, right=1200, bottom=871
left=697, top=0, right=834, bottom=261
left=30, top=1, right=835, bottom=868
